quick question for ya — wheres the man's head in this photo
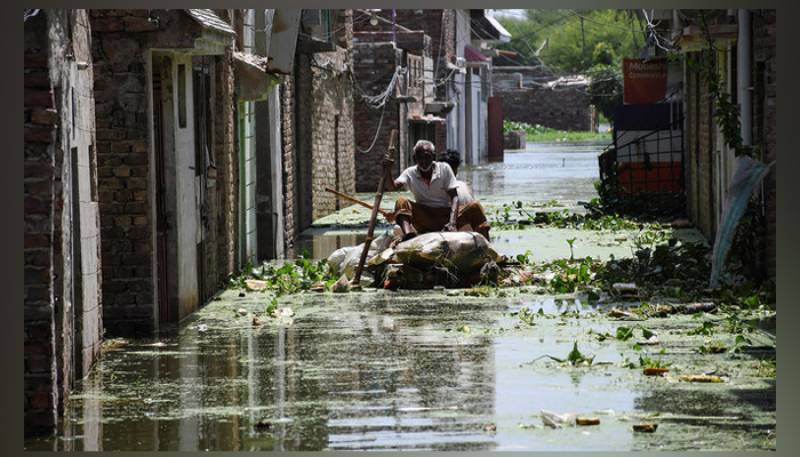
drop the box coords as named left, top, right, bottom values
left=413, top=140, right=436, bottom=173
left=439, top=149, right=461, bottom=176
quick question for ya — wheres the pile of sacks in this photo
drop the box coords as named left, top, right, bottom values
left=327, top=231, right=501, bottom=289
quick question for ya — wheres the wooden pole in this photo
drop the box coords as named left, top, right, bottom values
left=324, top=187, right=395, bottom=222
left=352, top=129, right=398, bottom=286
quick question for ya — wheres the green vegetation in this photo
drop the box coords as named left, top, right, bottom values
left=495, top=10, right=641, bottom=73
left=230, top=255, right=337, bottom=297
left=491, top=198, right=660, bottom=232
left=496, top=10, right=641, bottom=122
left=503, top=120, right=610, bottom=143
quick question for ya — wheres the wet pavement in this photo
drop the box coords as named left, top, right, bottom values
left=25, top=142, right=776, bottom=451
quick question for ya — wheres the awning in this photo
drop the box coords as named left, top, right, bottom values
left=471, top=10, right=512, bottom=44
left=464, top=45, right=490, bottom=63
left=185, top=9, right=235, bottom=35
left=234, top=51, right=280, bottom=101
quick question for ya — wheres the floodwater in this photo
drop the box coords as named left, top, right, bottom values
left=25, top=291, right=775, bottom=451
left=460, top=142, right=607, bottom=203
left=298, top=141, right=608, bottom=259
left=25, top=142, right=775, bottom=451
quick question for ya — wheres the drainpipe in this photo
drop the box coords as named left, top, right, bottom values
left=737, top=9, right=752, bottom=147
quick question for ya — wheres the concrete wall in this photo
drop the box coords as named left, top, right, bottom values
left=24, top=9, right=103, bottom=437
left=492, top=67, right=593, bottom=132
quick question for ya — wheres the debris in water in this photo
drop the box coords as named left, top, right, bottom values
left=245, top=279, right=268, bottom=291
left=541, top=410, right=577, bottom=428
left=238, top=291, right=246, bottom=298
left=252, top=315, right=263, bottom=327
left=679, top=374, right=724, bottom=383
left=236, top=308, right=248, bottom=316
left=612, top=282, right=638, bottom=297
left=594, top=409, right=615, bottom=416
left=197, top=324, right=208, bottom=333
left=483, top=422, right=497, bottom=433
left=518, top=422, right=541, bottom=430
left=332, top=275, right=350, bottom=293
left=643, top=367, right=669, bottom=377
left=576, top=417, right=600, bottom=426
left=607, top=308, right=638, bottom=320
left=633, top=423, right=658, bottom=433
left=680, top=302, right=717, bottom=314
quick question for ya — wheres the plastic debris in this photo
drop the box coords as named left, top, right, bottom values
left=541, top=410, right=577, bottom=428
left=633, top=423, right=658, bottom=433
left=576, top=417, right=600, bottom=426
left=245, top=279, right=268, bottom=291
left=331, top=275, right=350, bottom=293
left=643, top=367, right=669, bottom=377
left=679, top=374, right=724, bottom=383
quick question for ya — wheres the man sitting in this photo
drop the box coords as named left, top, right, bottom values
left=383, top=140, right=491, bottom=241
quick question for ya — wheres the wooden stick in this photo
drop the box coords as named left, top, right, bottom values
left=352, top=129, right=397, bottom=286
left=324, top=187, right=394, bottom=221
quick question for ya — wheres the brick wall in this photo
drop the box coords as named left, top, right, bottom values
left=214, top=48, right=238, bottom=287
left=281, top=74, right=298, bottom=257
left=24, top=12, right=59, bottom=435
left=354, top=9, right=454, bottom=98
left=91, top=10, right=159, bottom=336
left=352, top=42, right=403, bottom=192
left=493, top=68, right=593, bottom=131
left=292, top=11, right=357, bottom=230
left=753, top=10, right=776, bottom=280
left=25, top=9, right=103, bottom=437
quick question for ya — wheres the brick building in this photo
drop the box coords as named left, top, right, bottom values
left=24, top=9, right=103, bottom=437
left=278, top=9, right=358, bottom=242
left=350, top=9, right=510, bottom=191
left=89, top=9, right=240, bottom=335
left=492, top=66, right=594, bottom=132
left=677, top=10, right=776, bottom=281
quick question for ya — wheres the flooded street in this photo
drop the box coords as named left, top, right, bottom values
left=25, top=142, right=775, bottom=451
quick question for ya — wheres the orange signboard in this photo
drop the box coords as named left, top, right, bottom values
left=623, top=58, right=668, bottom=104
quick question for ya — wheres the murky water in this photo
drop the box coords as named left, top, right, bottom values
left=460, top=142, right=606, bottom=203
left=25, top=291, right=774, bottom=451
left=26, top=141, right=774, bottom=451
left=300, top=142, right=608, bottom=260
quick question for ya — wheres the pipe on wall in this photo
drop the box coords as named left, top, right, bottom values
left=737, top=9, right=752, bottom=147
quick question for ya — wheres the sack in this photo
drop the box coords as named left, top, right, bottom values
left=327, top=232, right=394, bottom=278
left=371, top=232, right=499, bottom=275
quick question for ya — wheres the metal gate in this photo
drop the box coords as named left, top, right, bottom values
left=599, top=102, right=685, bottom=215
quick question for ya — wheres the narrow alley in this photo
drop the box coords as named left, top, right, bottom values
left=24, top=142, right=775, bottom=451
left=24, top=8, right=777, bottom=452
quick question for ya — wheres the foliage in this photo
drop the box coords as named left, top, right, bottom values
left=491, top=199, right=654, bottom=232
left=495, top=10, right=642, bottom=74
left=230, top=254, right=336, bottom=297
left=586, top=64, right=623, bottom=122
left=502, top=120, right=610, bottom=143
left=545, top=256, right=595, bottom=293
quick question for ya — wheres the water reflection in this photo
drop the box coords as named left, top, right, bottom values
left=33, top=295, right=499, bottom=451
left=459, top=143, right=604, bottom=202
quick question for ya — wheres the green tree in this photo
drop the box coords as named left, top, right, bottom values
left=495, top=10, right=643, bottom=74
left=585, top=64, right=623, bottom=122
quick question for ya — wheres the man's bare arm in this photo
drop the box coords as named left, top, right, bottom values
left=383, top=158, right=402, bottom=191
left=445, top=188, right=458, bottom=231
